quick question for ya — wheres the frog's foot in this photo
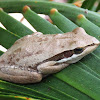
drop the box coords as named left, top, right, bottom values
left=37, top=61, right=69, bottom=74
left=0, top=64, right=42, bottom=84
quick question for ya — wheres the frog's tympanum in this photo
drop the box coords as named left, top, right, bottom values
left=0, top=27, right=99, bottom=83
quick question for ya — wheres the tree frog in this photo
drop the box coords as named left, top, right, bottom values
left=0, top=27, right=99, bottom=84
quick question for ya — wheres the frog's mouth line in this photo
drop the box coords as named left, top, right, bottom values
left=45, top=43, right=96, bottom=63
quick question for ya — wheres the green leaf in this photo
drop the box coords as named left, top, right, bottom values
left=22, top=6, right=63, bottom=34
left=0, top=50, right=4, bottom=56
left=0, top=80, right=56, bottom=100
left=76, top=14, right=100, bottom=40
left=81, top=0, right=96, bottom=10
left=49, top=8, right=78, bottom=32
left=55, top=65, right=100, bottom=100
left=96, top=2, right=100, bottom=11
left=0, top=0, right=100, bottom=27
left=0, top=27, right=19, bottom=49
left=0, top=95, right=38, bottom=100
left=67, top=0, right=74, bottom=3
left=0, top=8, right=33, bottom=37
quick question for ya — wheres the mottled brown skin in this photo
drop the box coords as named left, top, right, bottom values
left=0, top=27, right=99, bottom=84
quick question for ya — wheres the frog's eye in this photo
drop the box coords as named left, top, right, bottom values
left=74, top=48, right=83, bottom=54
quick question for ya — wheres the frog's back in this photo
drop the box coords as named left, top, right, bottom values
left=0, top=28, right=99, bottom=68
left=0, top=32, right=57, bottom=68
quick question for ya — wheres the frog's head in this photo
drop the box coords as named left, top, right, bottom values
left=50, top=27, right=100, bottom=64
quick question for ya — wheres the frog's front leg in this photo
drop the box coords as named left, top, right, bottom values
left=37, top=61, right=69, bottom=74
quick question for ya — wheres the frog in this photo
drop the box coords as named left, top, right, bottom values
left=0, top=27, right=99, bottom=84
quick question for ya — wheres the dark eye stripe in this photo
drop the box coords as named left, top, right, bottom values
left=74, top=48, right=83, bottom=54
